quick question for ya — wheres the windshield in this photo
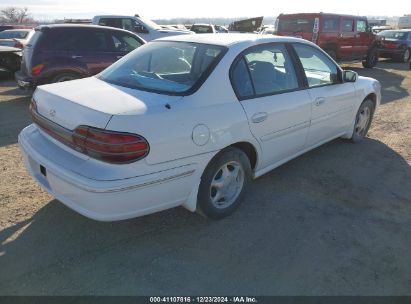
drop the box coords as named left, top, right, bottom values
left=99, top=41, right=226, bottom=95
left=278, top=18, right=314, bottom=33
left=139, top=16, right=162, bottom=30
left=378, top=31, right=409, bottom=40
left=0, top=30, right=30, bottom=39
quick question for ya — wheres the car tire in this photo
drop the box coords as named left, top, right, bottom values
left=362, top=48, right=378, bottom=68
left=197, top=147, right=251, bottom=219
left=396, top=48, right=410, bottom=63
left=351, top=99, right=375, bottom=143
left=52, top=73, right=80, bottom=83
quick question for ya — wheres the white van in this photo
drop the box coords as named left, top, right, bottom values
left=398, top=15, right=411, bottom=29
left=92, top=15, right=193, bottom=41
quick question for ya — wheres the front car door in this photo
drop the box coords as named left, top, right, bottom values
left=353, top=19, right=370, bottom=59
left=231, top=43, right=312, bottom=169
left=291, top=43, right=356, bottom=147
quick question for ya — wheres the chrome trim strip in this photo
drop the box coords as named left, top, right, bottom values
left=260, top=121, right=310, bottom=142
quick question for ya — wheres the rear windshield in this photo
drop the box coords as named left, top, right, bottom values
left=99, top=41, right=226, bottom=95
left=0, top=30, right=30, bottom=39
left=378, top=31, right=409, bottom=40
left=278, top=18, right=314, bottom=33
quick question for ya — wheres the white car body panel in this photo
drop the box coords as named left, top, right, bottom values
left=92, top=15, right=192, bottom=42
left=19, top=34, right=381, bottom=221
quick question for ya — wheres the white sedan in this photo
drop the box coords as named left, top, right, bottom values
left=19, top=34, right=381, bottom=221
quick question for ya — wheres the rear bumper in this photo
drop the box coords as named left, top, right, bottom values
left=378, top=49, right=405, bottom=58
left=15, top=70, right=34, bottom=89
left=18, top=124, right=199, bottom=221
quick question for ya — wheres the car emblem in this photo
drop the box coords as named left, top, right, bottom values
left=49, top=109, right=56, bottom=117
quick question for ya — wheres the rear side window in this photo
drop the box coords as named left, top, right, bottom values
left=231, top=58, right=253, bottom=98
left=356, top=20, right=367, bottom=33
left=278, top=18, right=314, bottom=32
left=293, top=43, right=339, bottom=87
left=111, top=32, right=143, bottom=52
left=99, top=18, right=122, bottom=29
left=323, top=18, right=339, bottom=32
left=48, top=29, right=111, bottom=51
left=230, top=44, right=299, bottom=99
left=342, top=19, right=354, bottom=32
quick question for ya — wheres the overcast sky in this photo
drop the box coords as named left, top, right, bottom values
left=0, top=0, right=406, bottom=20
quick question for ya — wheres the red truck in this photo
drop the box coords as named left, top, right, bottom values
left=275, top=13, right=380, bottom=68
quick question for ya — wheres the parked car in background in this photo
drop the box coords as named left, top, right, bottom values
left=190, top=24, right=228, bottom=34
left=377, top=30, right=411, bottom=62
left=0, top=25, right=33, bottom=32
left=275, top=13, right=380, bottom=68
left=92, top=14, right=193, bottom=41
left=372, top=25, right=393, bottom=34
left=228, top=16, right=264, bottom=33
left=0, top=29, right=34, bottom=49
left=398, top=15, right=411, bottom=29
left=19, top=34, right=381, bottom=221
left=0, top=46, right=22, bottom=75
left=15, top=24, right=144, bottom=89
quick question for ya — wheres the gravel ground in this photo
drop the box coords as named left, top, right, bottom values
left=0, top=61, right=410, bottom=295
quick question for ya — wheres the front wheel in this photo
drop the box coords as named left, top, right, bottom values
left=351, top=99, right=375, bottom=143
left=197, top=147, right=251, bottom=219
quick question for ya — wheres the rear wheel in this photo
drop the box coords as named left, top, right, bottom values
left=351, top=99, right=375, bottom=143
left=197, top=147, right=251, bottom=219
left=52, top=73, right=80, bottom=83
left=362, top=48, right=378, bottom=68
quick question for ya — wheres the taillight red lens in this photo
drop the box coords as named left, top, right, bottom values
left=31, top=64, right=45, bottom=76
left=73, top=126, right=149, bottom=164
left=30, top=99, right=149, bottom=164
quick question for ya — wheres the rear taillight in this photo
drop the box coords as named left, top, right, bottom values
left=30, top=99, right=149, bottom=164
left=73, top=126, right=149, bottom=164
left=31, top=64, right=45, bottom=76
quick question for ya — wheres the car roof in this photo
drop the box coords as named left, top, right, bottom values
left=35, top=23, right=133, bottom=32
left=1, top=29, right=32, bottom=32
left=192, top=24, right=213, bottom=26
left=157, top=33, right=308, bottom=47
left=278, top=12, right=367, bottom=19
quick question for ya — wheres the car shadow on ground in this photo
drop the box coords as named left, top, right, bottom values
left=342, top=62, right=409, bottom=105
left=0, top=96, right=31, bottom=147
left=1, top=137, right=411, bottom=295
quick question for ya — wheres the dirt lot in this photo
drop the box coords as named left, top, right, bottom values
left=0, top=61, right=411, bottom=295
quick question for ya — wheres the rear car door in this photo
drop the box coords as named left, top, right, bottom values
left=339, top=18, right=355, bottom=60
left=231, top=43, right=312, bottom=169
left=67, top=29, right=117, bottom=75
left=292, top=43, right=356, bottom=146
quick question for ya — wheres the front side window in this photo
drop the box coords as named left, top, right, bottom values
left=111, top=32, right=143, bottom=52
left=230, top=44, right=299, bottom=98
left=99, top=41, right=226, bottom=95
left=293, top=43, right=339, bottom=87
left=342, top=19, right=354, bottom=32
left=356, top=20, right=367, bottom=33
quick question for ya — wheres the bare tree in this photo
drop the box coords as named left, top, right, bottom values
left=0, top=7, right=31, bottom=24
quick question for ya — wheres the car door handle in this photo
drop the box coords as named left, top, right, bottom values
left=251, top=112, right=268, bottom=123
left=71, top=55, right=82, bottom=59
left=314, top=97, right=326, bottom=106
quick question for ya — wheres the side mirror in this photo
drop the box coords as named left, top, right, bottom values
left=343, top=70, right=358, bottom=82
left=134, top=25, right=149, bottom=34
